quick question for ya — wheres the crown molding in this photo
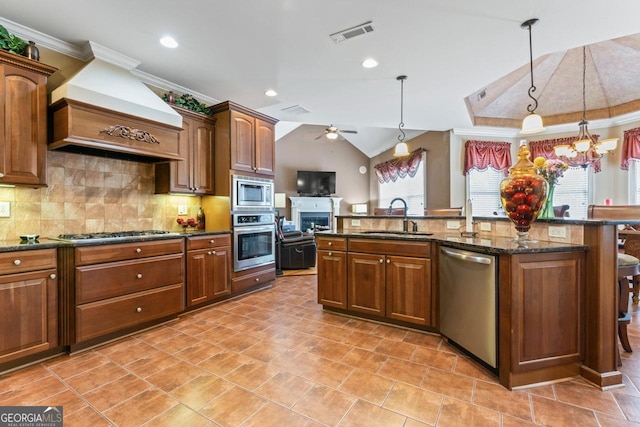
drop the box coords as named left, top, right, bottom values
left=131, top=69, right=221, bottom=105
left=0, top=17, right=86, bottom=60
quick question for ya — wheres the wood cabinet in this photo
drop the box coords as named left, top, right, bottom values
left=347, top=239, right=432, bottom=325
left=155, top=106, right=216, bottom=195
left=0, top=248, right=59, bottom=367
left=186, top=234, right=231, bottom=307
left=210, top=101, right=278, bottom=195
left=231, top=263, right=276, bottom=295
left=71, top=239, right=184, bottom=346
left=317, top=236, right=432, bottom=326
left=0, top=51, right=57, bottom=186
left=498, top=250, right=584, bottom=389
left=316, top=237, right=347, bottom=309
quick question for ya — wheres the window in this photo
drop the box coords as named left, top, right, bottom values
left=378, top=157, right=425, bottom=215
left=630, top=160, right=640, bottom=204
left=466, top=167, right=504, bottom=216
left=553, top=167, right=591, bottom=219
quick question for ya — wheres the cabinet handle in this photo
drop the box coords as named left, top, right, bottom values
left=379, top=259, right=384, bottom=263
left=328, top=251, right=332, bottom=256
left=210, top=240, right=215, bottom=244
left=328, top=242, right=333, bottom=246
left=386, top=259, right=390, bottom=264
left=13, top=259, right=21, bottom=266
left=211, top=251, right=216, bottom=255
left=207, top=251, right=212, bottom=255
left=0, top=172, right=4, bottom=178
left=136, top=248, right=142, bottom=253
left=136, top=307, right=142, bottom=313
left=137, top=273, right=143, bottom=279
left=49, top=273, right=57, bottom=279
left=255, top=277, right=260, bottom=282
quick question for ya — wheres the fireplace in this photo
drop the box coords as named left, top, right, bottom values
left=300, top=212, right=331, bottom=232
left=289, top=197, right=342, bottom=231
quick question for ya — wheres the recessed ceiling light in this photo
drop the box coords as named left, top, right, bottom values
left=160, top=36, right=179, bottom=48
left=265, top=89, right=278, bottom=97
left=362, top=58, right=378, bottom=68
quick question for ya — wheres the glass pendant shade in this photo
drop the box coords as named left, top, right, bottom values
left=326, top=131, right=338, bottom=140
left=393, top=142, right=409, bottom=157
left=520, top=113, right=545, bottom=135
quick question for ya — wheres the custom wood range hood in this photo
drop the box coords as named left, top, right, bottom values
left=48, top=42, right=184, bottom=163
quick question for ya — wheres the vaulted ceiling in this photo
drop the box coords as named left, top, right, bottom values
left=2, top=1, right=640, bottom=156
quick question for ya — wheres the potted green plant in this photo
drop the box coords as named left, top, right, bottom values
left=0, top=25, right=27, bottom=55
left=162, top=92, right=212, bottom=116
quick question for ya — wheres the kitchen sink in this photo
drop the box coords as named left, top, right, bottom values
left=360, top=230, right=434, bottom=236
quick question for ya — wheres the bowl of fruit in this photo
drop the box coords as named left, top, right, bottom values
left=177, top=217, right=197, bottom=230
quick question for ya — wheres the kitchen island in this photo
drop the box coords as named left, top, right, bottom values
left=317, top=214, right=635, bottom=390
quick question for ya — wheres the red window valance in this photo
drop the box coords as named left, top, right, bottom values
left=621, top=127, right=640, bottom=170
left=529, top=135, right=601, bottom=173
left=463, top=140, right=511, bottom=176
left=374, top=148, right=425, bottom=183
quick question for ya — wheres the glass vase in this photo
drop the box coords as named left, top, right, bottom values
left=500, top=143, right=548, bottom=244
left=538, top=184, right=555, bottom=219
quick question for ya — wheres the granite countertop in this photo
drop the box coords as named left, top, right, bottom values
left=315, top=230, right=588, bottom=254
left=340, top=214, right=640, bottom=226
left=0, top=230, right=232, bottom=252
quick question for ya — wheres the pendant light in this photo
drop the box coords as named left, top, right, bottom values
left=393, top=75, right=409, bottom=156
left=554, top=46, right=618, bottom=167
left=520, top=19, right=545, bottom=135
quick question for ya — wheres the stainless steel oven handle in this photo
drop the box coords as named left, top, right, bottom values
left=234, top=225, right=274, bottom=233
left=440, top=248, right=492, bottom=265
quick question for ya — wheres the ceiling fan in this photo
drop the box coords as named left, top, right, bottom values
left=314, top=125, right=358, bottom=140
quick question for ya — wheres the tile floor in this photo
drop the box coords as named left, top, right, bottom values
left=1, top=275, right=640, bottom=426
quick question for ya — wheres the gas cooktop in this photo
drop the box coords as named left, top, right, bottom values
left=50, top=230, right=180, bottom=242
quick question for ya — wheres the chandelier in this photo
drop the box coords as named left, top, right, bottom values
left=393, top=75, right=410, bottom=157
left=554, top=46, right=618, bottom=167
left=520, top=19, right=545, bottom=135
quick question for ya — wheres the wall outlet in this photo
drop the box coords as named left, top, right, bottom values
left=351, top=219, right=361, bottom=227
left=548, top=226, right=567, bottom=238
left=446, top=220, right=460, bottom=230
left=480, top=222, right=492, bottom=232
left=177, top=205, right=187, bottom=215
left=0, top=202, right=10, bottom=218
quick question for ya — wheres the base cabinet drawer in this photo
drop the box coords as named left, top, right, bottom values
left=76, top=283, right=184, bottom=342
left=232, top=266, right=275, bottom=294
left=76, top=254, right=184, bottom=304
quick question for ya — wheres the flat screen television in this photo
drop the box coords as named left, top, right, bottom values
left=296, top=171, right=336, bottom=196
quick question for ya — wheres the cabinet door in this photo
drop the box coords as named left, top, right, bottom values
left=348, top=252, right=385, bottom=316
left=386, top=256, right=431, bottom=325
left=193, top=120, right=215, bottom=195
left=211, top=246, right=231, bottom=298
left=230, top=110, right=255, bottom=173
left=187, top=249, right=209, bottom=306
left=254, top=118, right=275, bottom=176
left=0, top=64, right=47, bottom=186
left=0, top=269, right=58, bottom=364
left=171, top=116, right=193, bottom=193
left=317, top=249, right=347, bottom=309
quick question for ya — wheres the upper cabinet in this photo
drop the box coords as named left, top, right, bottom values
left=211, top=101, right=278, bottom=195
left=155, top=106, right=216, bottom=195
left=0, top=51, right=57, bottom=186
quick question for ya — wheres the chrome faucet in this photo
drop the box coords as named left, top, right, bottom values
left=388, top=197, right=409, bottom=232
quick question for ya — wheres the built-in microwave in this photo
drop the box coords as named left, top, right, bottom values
left=232, top=175, right=274, bottom=210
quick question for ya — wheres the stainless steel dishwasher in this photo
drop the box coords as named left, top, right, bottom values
left=439, top=246, right=497, bottom=369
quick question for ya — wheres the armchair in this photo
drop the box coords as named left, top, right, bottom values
left=275, top=215, right=317, bottom=275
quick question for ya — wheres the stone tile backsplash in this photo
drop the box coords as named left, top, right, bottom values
left=0, top=151, right=201, bottom=241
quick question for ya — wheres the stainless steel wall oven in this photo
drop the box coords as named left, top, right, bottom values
left=233, top=212, right=275, bottom=272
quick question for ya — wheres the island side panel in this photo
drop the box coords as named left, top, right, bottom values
left=580, top=223, right=622, bottom=389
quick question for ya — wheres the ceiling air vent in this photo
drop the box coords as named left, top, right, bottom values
left=281, top=105, right=311, bottom=115
left=330, top=21, right=375, bottom=43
